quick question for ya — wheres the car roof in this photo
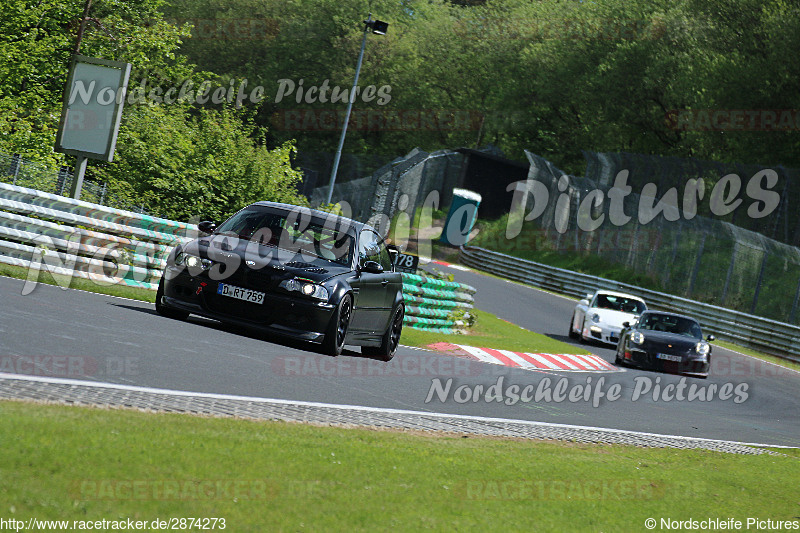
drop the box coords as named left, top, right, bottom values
left=638, top=310, right=700, bottom=323
left=250, top=201, right=369, bottom=235
left=592, top=289, right=645, bottom=301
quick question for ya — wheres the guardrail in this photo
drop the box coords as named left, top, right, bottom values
left=401, top=272, right=476, bottom=333
left=0, top=182, right=477, bottom=334
left=460, top=246, right=800, bottom=363
left=0, top=182, right=195, bottom=290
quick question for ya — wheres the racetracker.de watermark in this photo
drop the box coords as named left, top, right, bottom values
left=72, top=479, right=277, bottom=501
left=271, top=354, right=483, bottom=377
left=0, top=355, right=140, bottom=378
left=459, top=479, right=666, bottom=500
left=269, top=109, right=483, bottom=131
left=164, top=17, right=280, bottom=40
left=666, top=109, right=800, bottom=131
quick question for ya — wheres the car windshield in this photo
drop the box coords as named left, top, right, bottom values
left=593, top=294, right=646, bottom=314
left=637, top=314, right=703, bottom=339
left=215, top=206, right=354, bottom=266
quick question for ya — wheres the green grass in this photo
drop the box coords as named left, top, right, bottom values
left=714, top=339, right=800, bottom=373
left=1, top=401, right=797, bottom=532
left=0, top=262, right=155, bottom=302
left=401, top=308, right=590, bottom=355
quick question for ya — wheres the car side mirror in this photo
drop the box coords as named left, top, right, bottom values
left=361, top=260, right=384, bottom=274
left=386, top=244, right=400, bottom=270
left=622, top=321, right=630, bottom=328
left=198, top=220, right=217, bottom=235
left=707, top=334, right=715, bottom=342
left=579, top=299, right=589, bottom=306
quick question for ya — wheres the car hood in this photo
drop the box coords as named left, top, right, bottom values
left=638, top=331, right=699, bottom=352
left=590, top=308, right=640, bottom=327
left=186, top=235, right=352, bottom=283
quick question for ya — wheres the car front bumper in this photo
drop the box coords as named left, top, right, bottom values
left=161, top=268, right=336, bottom=343
left=584, top=324, right=622, bottom=345
left=623, top=348, right=709, bottom=377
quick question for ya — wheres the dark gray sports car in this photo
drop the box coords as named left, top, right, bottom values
left=155, top=202, right=404, bottom=359
left=615, top=310, right=714, bottom=378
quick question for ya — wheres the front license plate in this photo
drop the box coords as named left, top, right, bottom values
left=657, top=353, right=682, bottom=362
left=217, top=283, right=265, bottom=304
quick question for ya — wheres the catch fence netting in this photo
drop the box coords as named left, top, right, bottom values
left=1, top=152, right=152, bottom=215
left=311, top=148, right=467, bottom=229
left=522, top=151, right=800, bottom=324
left=583, top=151, right=800, bottom=247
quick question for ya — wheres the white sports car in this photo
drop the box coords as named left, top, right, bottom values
left=569, top=290, right=647, bottom=345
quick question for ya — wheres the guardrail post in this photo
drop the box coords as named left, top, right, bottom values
left=10, top=154, right=21, bottom=185
left=687, top=230, right=706, bottom=297
left=57, top=166, right=71, bottom=195
left=721, top=242, right=738, bottom=305
left=790, top=275, right=800, bottom=324
left=664, top=224, right=681, bottom=286
left=750, top=251, right=769, bottom=315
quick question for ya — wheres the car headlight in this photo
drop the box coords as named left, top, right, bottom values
left=175, top=252, right=212, bottom=270
left=279, top=278, right=329, bottom=301
left=631, top=331, right=645, bottom=345
left=695, top=342, right=710, bottom=357
left=591, top=313, right=600, bottom=323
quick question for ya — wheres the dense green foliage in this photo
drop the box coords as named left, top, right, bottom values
left=1, top=0, right=306, bottom=219
left=2, top=0, right=798, bottom=217
left=166, top=0, right=800, bottom=171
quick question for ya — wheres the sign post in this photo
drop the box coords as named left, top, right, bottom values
left=54, top=55, right=131, bottom=199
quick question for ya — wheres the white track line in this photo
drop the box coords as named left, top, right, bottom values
left=0, top=372, right=794, bottom=450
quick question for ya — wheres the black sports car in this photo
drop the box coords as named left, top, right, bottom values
left=615, top=311, right=715, bottom=378
left=155, top=202, right=404, bottom=359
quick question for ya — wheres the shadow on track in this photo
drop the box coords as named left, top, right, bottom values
left=108, top=302, right=364, bottom=358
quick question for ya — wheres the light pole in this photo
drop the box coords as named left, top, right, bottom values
left=325, top=14, right=388, bottom=205
left=69, top=0, right=93, bottom=200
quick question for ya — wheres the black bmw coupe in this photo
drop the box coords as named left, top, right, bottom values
left=155, top=202, right=404, bottom=359
left=615, top=310, right=715, bottom=378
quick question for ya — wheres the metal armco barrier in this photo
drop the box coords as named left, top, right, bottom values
left=0, top=182, right=196, bottom=289
left=460, top=246, right=800, bottom=363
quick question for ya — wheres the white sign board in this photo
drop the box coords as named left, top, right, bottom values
left=55, top=56, right=131, bottom=162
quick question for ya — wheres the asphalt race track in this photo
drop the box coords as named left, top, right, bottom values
left=1, top=270, right=799, bottom=447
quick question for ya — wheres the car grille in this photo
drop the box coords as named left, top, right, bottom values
left=285, top=261, right=313, bottom=268
left=203, top=265, right=282, bottom=322
left=205, top=294, right=273, bottom=323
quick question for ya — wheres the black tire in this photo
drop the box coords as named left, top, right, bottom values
left=322, top=294, right=352, bottom=357
left=615, top=346, right=624, bottom=366
left=363, top=305, right=404, bottom=362
left=568, top=313, right=579, bottom=339
left=155, top=277, right=189, bottom=320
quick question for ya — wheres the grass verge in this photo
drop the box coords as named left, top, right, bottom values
left=1, top=400, right=797, bottom=532
left=0, top=262, right=155, bottom=303
left=714, top=339, right=800, bottom=373
left=401, top=308, right=590, bottom=355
